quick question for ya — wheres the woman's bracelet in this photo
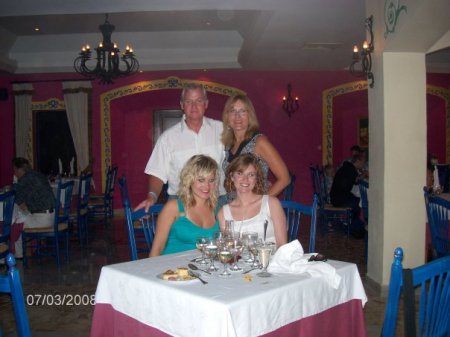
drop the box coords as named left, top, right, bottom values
left=148, top=191, right=158, bottom=201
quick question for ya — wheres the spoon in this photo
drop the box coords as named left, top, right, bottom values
left=263, top=220, right=268, bottom=243
left=188, top=270, right=208, bottom=285
left=188, top=263, right=211, bottom=275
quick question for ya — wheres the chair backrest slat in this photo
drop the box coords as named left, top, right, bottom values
left=0, top=254, right=31, bottom=337
left=118, top=175, right=162, bottom=260
left=425, top=194, right=450, bottom=258
left=54, top=180, right=75, bottom=229
left=381, top=247, right=450, bottom=337
left=282, top=172, right=296, bottom=201
left=78, top=173, right=92, bottom=207
left=0, top=190, right=16, bottom=258
left=281, top=195, right=318, bottom=252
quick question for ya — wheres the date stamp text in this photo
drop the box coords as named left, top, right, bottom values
left=26, top=294, right=95, bottom=306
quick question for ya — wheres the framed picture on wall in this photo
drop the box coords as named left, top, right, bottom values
left=358, top=117, right=368, bottom=148
left=152, top=109, right=183, bottom=146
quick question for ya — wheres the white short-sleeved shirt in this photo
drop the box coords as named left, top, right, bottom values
left=144, top=116, right=225, bottom=196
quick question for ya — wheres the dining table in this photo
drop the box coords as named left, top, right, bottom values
left=90, top=249, right=368, bottom=337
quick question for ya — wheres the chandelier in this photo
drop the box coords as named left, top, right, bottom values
left=74, top=14, right=139, bottom=84
left=349, top=15, right=374, bottom=88
left=282, top=83, right=299, bottom=117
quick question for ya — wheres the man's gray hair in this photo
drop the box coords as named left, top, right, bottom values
left=180, top=83, right=208, bottom=102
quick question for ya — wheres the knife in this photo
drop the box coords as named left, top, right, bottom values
left=188, top=270, right=208, bottom=285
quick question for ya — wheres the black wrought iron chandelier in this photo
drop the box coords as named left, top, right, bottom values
left=282, top=83, right=299, bottom=117
left=74, top=14, right=139, bottom=84
left=349, top=15, right=374, bottom=88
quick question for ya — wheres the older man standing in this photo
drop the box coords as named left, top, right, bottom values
left=136, top=83, right=225, bottom=211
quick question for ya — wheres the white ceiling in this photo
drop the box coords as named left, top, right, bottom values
left=0, top=0, right=448, bottom=75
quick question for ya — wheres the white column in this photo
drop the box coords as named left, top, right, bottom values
left=367, top=52, right=427, bottom=285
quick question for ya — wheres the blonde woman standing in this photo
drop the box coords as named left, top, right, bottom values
left=221, top=94, right=290, bottom=198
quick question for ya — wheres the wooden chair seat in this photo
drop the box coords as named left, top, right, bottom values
left=23, top=222, right=69, bottom=233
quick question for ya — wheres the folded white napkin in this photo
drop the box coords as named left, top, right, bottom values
left=267, top=240, right=341, bottom=289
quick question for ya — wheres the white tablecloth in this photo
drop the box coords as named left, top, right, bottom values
left=94, top=250, right=367, bottom=337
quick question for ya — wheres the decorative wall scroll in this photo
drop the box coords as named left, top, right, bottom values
left=384, top=0, right=407, bottom=38
left=31, top=98, right=65, bottom=111
left=99, top=77, right=246, bottom=190
left=322, top=81, right=367, bottom=165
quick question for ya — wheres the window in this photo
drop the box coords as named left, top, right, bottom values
left=35, top=110, right=77, bottom=176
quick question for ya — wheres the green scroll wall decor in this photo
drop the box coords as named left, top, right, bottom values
left=384, top=0, right=407, bottom=38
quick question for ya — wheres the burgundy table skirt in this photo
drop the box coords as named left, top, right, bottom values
left=90, top=299, right=367, bottom=337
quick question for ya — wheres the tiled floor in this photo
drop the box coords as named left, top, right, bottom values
left=0, top=212, right=388, bottom=337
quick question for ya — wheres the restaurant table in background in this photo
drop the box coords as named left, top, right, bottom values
left=90, top=250, right=368, bottom=337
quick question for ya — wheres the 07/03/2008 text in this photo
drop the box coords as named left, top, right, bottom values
left=26, top=293, right=95, bottom=306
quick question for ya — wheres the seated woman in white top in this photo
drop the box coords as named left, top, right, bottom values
left=217, top=153, right=287, bottom=247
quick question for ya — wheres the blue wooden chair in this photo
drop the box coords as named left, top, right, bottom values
left=425, top=193, right=450, bottom=258
left=75, top=173, right=92, bottom=246
left=281, top=195, right=318, bottom=252
left=313, top=165, right=352, bottom=237
left=0, top=190, right=15, bottom=260
left=118, top=175, right=162, bottom=260
left=89, top=165, right=118, bottom=222
left=22, top=180, right=74, bottom=267
left=381, top=247, right=450, bottom=337
left=0, top=254, right=31, bottom=337
left=282, top=172, right=296, bottom=201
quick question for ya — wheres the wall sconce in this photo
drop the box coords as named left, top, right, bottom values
left=349, top=15, right=374, bottom=88
left=282, top=83, right=299, bottom=117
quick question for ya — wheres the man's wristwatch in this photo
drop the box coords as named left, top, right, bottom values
left=148, top=191, right=158, bottom=201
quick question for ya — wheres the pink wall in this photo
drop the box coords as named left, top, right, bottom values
left=1, top=71, right=449, bottom=206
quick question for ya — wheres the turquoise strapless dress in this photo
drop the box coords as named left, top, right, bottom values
left=162, top=199, right=219, bottom=255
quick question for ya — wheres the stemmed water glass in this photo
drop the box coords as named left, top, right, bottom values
left=195, top=236, right=210, bottom=265
left=223, top=220, right=235, bottom=239
left=228, top=238, right=243, bottom=271
left=204, top=241, right=219, bottom=272
left=217, top=245, right=233, bottom=277
left=241, top=232, right=259, bottom=264
left=248, top=238, right=262, bottom=268
left=256, top=243, right=273, bottom=277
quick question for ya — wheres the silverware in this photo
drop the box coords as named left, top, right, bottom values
left=188, top=270, right=208, bottom=285
left=188, top=263, right=211, bottom=275
left=243, top=266, right=260, bottom=274
left=189, top=256, right=202, bottom=262
left=263, top=220, right=268, bottom=242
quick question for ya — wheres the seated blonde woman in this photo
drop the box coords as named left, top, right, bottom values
left=150, top=155, right=220, bottom=256
left=217, top=153, right=287, bottom=247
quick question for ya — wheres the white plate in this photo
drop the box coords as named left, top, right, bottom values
left=156, top=273, right=199, bottom=284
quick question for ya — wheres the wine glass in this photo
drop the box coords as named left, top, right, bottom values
left=204, top=242, right=219, bottom=272
left=241, top=232, right=258, bottom=264
left=217, top=245, right=233, bottom=277
left=248, top=238, right=262, bottom=268
left=256, top=243, right=273, bottom=277
left=223, top=220, right=235, bottom=238
left=195, top=236, right=210, bottom=265
left=228, top=238, right=243, bottom=271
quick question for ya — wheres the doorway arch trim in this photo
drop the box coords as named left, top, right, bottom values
left=99, top=76, right=245, bottom=189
